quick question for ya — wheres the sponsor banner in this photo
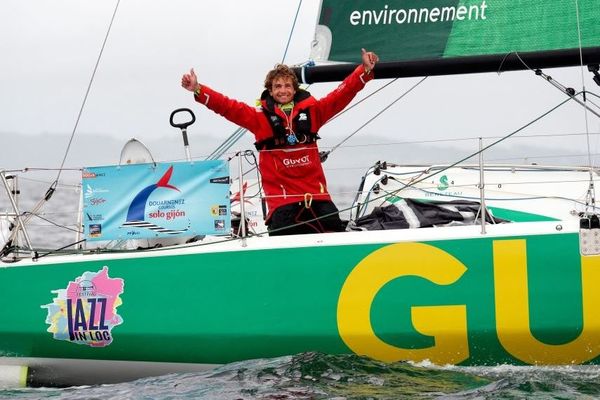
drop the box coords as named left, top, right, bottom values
left=316, top=0, right=600, bottom=63
left=82, top=160, right=230, bottom=240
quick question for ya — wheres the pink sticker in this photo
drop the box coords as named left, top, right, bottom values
left=42, top=266, right=124, bottom=347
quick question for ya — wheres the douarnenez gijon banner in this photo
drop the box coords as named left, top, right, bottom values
left=313, top=0, right=600, bottom=63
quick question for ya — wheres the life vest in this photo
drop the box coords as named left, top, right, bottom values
left=254, top=89, right=320, bottom=150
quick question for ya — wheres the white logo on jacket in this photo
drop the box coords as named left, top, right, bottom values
left=283, top=155, right=310, bottom=167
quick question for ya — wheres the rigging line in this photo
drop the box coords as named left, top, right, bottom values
left=347, top=95, right=581, bottom=211
left=54, top=0, right=121, bottom=182
left=586, top=92, right=600, bottom=102
left=219, top=128, right=245, bottom=150
left=319, top=131, right=600, bottom=151
left=487, top=152, right=600, bottom=162
left=586, top=96, right=600, bottom=111
left=574, top=0, right=594, bottom=169
left=391, top=178, right=593, bottom=189
left=508, top=29, right=598, bottom=176
left=15, top=175, right=81, bottom=187
left=270, top=95, right=582, bottom=233
left=574, top=0, right=596, bottom=214
left=539, top=73, right=600, bottom=118
left=379, top=178, right=596, bottom=205
left=208, top=1, right=304, bottom=161
left=204, top=84, right=306, bottom=159
left=563, top=89, right=600, bottom=111
left=208, top=86, right=314, bottom=161
left=508, top=51, right=600, bottom=120
left=327, top=78, right=399, bottom=123
left=209, top=79, right=397, bottom=167
left=206, top=127, right=245, bottom=160
left=6, top=0, right=121, bottom=246
left=23, top=212, right=81, bottom=233
left=281, top=0, right=303, bottom=64
left=3, top=167, right=82, bottom=174
left=328, top=77, right=428, bottom=156
left=33, top=239, right=87, bottom=261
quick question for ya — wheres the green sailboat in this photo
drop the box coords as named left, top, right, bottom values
left=2, top=0, right=600, bottom=388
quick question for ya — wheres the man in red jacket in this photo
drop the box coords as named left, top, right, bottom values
left=181, top=49, right=379, bottom=236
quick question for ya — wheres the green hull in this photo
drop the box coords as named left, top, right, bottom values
left=1, top=224, right=599, bottom=373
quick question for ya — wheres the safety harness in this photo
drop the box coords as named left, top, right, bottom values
left=255, top=89, right=320, bottom=150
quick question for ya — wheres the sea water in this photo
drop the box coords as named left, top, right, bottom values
left=2, top=353, right=600, bottom=399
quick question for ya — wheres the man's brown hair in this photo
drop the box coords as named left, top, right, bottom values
left=264, top=64, right=299, bottom=91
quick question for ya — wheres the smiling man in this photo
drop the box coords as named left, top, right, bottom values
left=181, top=49, right=378, bottom=236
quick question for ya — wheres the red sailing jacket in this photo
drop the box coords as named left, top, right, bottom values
left=194, top=65, right=373, bottom=220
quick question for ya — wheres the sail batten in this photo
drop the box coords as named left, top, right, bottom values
left=303, top=0, right=600, bottom=82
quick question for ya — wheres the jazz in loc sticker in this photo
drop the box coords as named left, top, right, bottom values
left=42, top=266, right=124, bottom=347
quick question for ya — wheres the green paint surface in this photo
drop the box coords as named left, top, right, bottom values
left=0, top=232, right=596, bottom=366
left=318, top=0, right=600, bottom=63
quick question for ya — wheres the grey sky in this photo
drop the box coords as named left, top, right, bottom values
left=2, top=0, right=600, bottom=171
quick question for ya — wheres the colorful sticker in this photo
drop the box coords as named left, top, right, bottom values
left=41, top=266, right=124, bottom=347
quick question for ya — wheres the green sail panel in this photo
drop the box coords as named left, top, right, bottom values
left=315, top=0, right=600, bottom=64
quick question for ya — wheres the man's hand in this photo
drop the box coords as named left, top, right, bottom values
left=361, top=48, right=379, bottom=74
left=181, top=68, right=198, bottom=92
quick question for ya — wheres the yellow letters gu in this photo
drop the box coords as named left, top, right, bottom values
left=337, top=242, right=469, bottom=365
left=494, top=239, right=600, bottom=364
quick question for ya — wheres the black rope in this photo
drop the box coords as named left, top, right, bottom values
left=33, top=239, right=87, bottom=261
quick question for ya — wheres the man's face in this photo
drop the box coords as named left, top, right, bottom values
left=269, top=77, right=296, bottom=104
